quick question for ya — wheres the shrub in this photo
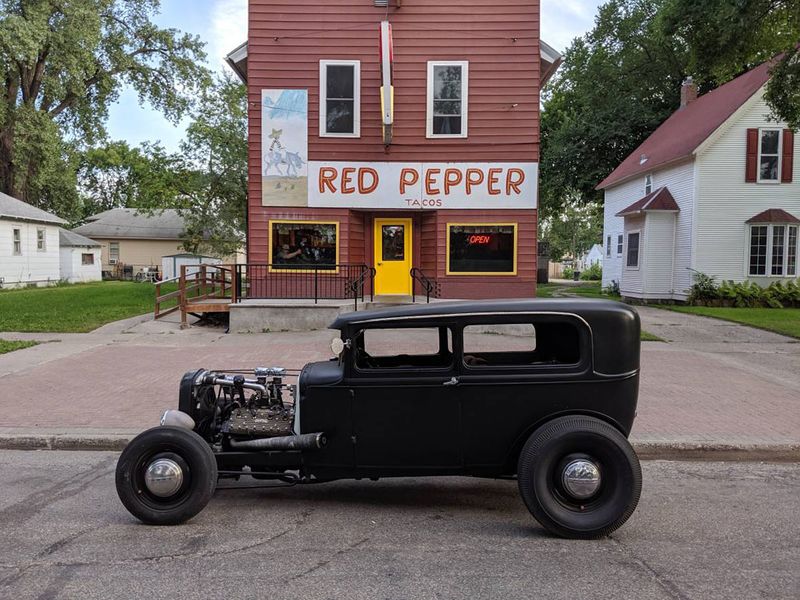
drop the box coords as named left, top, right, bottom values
left=580, top=262, right=602, bottom=281
left=605, top=280, right=621, bottom=296
left=686, top=270, right=719, bottom=303
left=562, top=266, right=574, bottom=280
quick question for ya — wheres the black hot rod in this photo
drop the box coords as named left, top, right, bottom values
left=115, top=299, right=643, bottom=539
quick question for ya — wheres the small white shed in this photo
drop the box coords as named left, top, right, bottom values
left=162, top=254, right=223, bottom=280
left=59, top=229, right=102, bottom=283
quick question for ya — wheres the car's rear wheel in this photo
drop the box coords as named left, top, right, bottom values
left=115, top=426, right=217, bottom=525
left=517, top=415, right=642, bottom=539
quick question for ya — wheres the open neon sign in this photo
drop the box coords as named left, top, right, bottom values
left=468, top=234, right=492, bottom=245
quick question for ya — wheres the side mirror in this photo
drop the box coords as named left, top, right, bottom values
left=330, top=337, right=346, bottom=356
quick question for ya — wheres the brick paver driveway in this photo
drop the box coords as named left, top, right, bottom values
left=1, top=307, right=799, bottom=449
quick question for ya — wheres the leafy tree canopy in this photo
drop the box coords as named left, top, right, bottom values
left=0, top=0, right=209, bottom=216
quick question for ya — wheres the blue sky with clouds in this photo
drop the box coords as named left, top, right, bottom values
left=105, top=0, right=603, bottom=151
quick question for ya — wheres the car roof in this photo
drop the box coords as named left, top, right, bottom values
left=330, top=298, right=634, bottom=328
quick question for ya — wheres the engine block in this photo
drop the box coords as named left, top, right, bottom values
left=226, top=407, right=294, bottom=437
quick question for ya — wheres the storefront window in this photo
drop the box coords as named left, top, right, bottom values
left=270, top=221, right=338, bottom=269
left=447, top=224, right=516, bottom=274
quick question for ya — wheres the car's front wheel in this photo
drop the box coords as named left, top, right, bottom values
left=115, top=426, right=217, bottom=525
left=517, top=415, right=642, bottom=539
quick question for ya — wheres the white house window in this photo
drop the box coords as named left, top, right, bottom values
left=606, top=235, right=612, bottom=257
left=617, top=234, right=624, bottom=256
left=749, top=224, right=799, bottom=276
left=12, top=228, right=21, bottom=255
left=36, top=227, right=46, bottom=251
left=644, top=174, right=653, bottom=194
left=319, top=60, right=360, bottom=137
left=427, top=61, right=468, bottom=138
left=82, top=253, right=95, bottom=265
left=109, top=241, right=120, bottom=263
left=758, top=129, right=781, bottom=182
left=626, top=231, right=640, bottom=268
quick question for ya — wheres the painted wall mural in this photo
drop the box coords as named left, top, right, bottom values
left=261, top=89, right=308, bottom=207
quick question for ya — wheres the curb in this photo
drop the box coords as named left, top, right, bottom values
left=0, top=434, right=798, bottom=461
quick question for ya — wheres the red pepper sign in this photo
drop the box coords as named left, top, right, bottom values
left=468, top=235, right=492, bottom=245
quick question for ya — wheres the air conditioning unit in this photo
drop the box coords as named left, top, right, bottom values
left=109, top=259, right=118, bottom=265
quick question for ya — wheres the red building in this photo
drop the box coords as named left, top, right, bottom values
left=227, top=0, right=559, bottom=299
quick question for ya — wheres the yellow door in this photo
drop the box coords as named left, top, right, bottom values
left=374, top=218, right=412, bottom=295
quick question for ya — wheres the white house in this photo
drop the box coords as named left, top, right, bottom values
left=577, top=244, right=604, bottom=271
left=58, top=229, right=102, bottom=283
left=0, top=191, right=65, bottom=288
left=598, top=61, right=798, bottom=301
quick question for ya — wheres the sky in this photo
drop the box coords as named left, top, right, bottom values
left=105, top=0, right=603, bottom=152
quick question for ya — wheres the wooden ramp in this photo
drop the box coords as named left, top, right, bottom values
left=154, top=264, right=236, bottom=329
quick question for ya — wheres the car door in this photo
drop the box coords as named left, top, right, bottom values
left=350, top=325, right=462, bottom=474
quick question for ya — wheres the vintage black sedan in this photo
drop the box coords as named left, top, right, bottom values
left=116, top=299, right=642, bottom=539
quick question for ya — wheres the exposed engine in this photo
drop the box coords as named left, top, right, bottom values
left=169, top=367, right=324, bottom=452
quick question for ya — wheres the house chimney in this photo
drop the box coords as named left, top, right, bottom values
left=680, top=76, right=697, bottom=108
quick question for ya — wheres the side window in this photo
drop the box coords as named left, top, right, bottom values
left=616, top=234, right=624, bottom=256
left=427, top=61, right=468, bottom=138
left=463, top=321, right=581, bottom=367
left=355, top=327, right=452, bottom=370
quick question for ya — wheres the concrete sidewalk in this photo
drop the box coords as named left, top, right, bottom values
left=1, top=309, right=798, bottom=459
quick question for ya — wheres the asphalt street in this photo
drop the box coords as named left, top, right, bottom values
left=0, top=451, right=797, bottom=600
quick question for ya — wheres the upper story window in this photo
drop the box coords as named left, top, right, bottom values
left=749, top=223, right=799, bottom=276
left=319, top=60, right=360, bottom=137
left=644, top=174, right=653, bottom=194
left=617, top=234, right=624, bottom=256
left=36, top=227, right=46, bottom=251
left=12, top=228, right=21, bottom=255
left=427, top=61, right=468, bottom=138
left=758, top=128, right=781, bottom=182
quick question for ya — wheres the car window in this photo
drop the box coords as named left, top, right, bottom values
left=355, top=327, right=452, bottom=370
left=463, top=321, right=580, bottom=367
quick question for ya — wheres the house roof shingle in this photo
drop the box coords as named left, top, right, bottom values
left=72, top=208, right=186, bottom=240
left=598, top=60, right=773, bottom=190
left=59, top=228, right=101, bottom=248
left=615, top=186, right=680, bottom=217
left=0, top=191, right=67, bottom=225
left=745, top=208, right=800, bottom=224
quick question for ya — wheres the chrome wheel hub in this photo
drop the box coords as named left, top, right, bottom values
left=561, top=459, right=601, bottom=500
left=144, top=458, right=184, bottom=498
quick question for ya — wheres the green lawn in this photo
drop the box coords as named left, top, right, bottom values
left=666, top=306, right=800, bottom=339
left=0, top=339, right=39, bottom=355
left=537, top=281, right=605, bottom=299
left=0, top=281, right=160, bottom=333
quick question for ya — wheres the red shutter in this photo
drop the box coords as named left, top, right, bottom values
left=782, top=129, right=794, bottom=183
left=745, top=128, right=758, bottom=182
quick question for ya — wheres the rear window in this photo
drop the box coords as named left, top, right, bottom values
left=355, top=327, right=453, bottom=370
left=462, top=321, right=581, bottom=367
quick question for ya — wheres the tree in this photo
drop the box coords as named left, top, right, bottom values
left=76, top=140, right=180, bottom=220
left=539, top=0, right=687, bottom=221
left=658, top=0, right=800, bottom=128
left=540, top=200, right=604, bottom=263
left=0, top=0, right=208, bottom=216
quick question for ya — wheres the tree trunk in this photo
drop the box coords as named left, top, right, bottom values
left=0, top=127, right=16, bottom=198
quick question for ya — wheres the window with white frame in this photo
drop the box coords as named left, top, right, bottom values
left=427, top=61, right=468, bottom=138
left=109, top=241, right=120, bottom=262
left=319, top=60, right=360, bottom=137
left=36, top=227, right=46, bottom=251
left=12, top=228, right=21, bottom=255
left=606, top=235, right=612, bottom=257
left=617, top=234, right=624, bottom=256
left=749, top=223, right=799, bottom=276
left=644, top=174, right=653, bottom=194
left=758, top=129, right=782, bottom=182
left=626, top=231, right=640, bottom=268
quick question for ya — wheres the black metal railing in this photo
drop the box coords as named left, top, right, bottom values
left=234, top=264, right=374, bottom=310
left=410, top=268, right=439, bottom=303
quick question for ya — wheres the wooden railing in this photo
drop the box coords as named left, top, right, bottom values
left=154, top=264, right=237, bottom=327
